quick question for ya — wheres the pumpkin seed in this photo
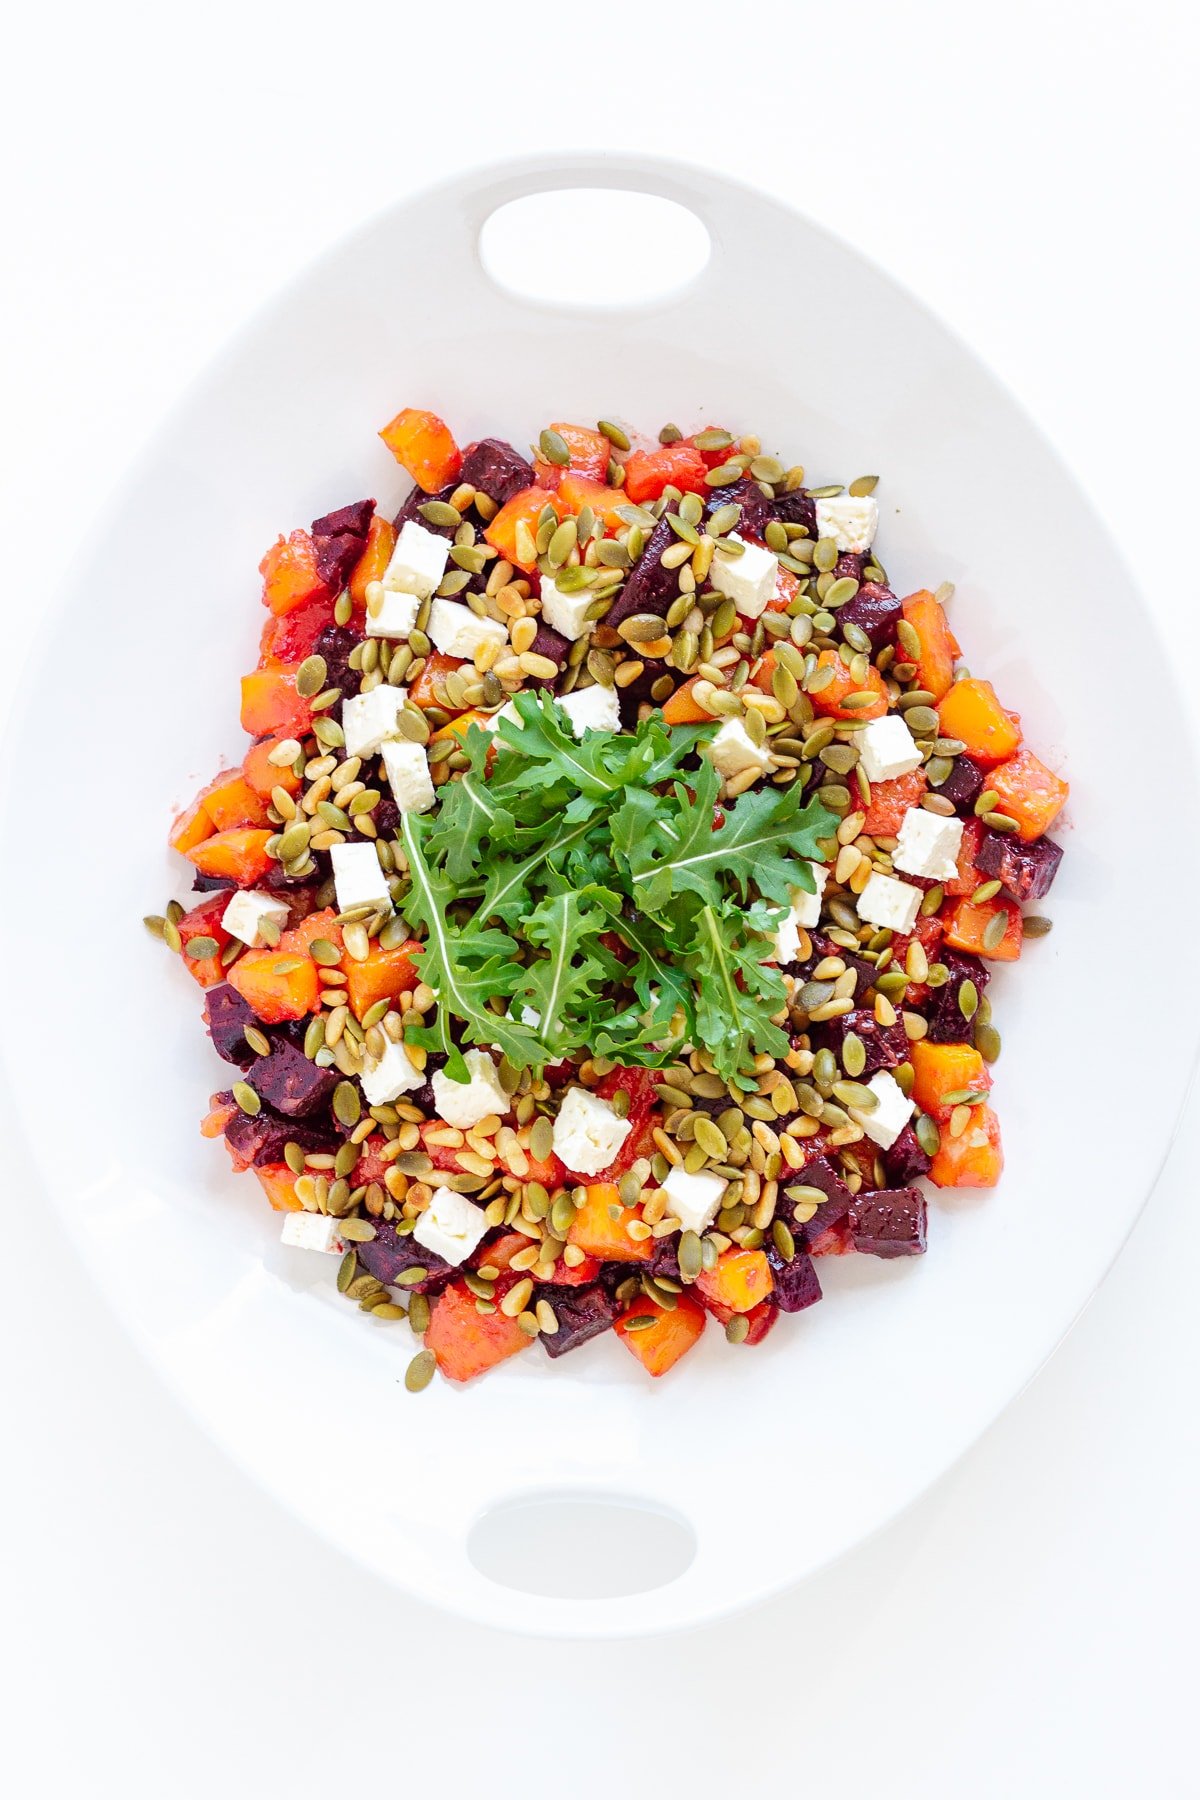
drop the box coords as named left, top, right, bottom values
left=295, top=654, right=328, bottom=698
left=708, top=503, right=741, bottom=537
left=184, top=935, right=219, bottom=961
left=1023, top=915, right=1054, bottom=937
left=725, top=1314, right=750, bottom=1344
left=841, top=1032, right=867, bottom=1078
left=232, top=1081, right=260, bottom=1115
left=598, top=419, right=630, bottom=450
left=405, top=1350, right=436, bottom=1392
left=333, top=1081, right=361, bottom=1128
left=974, top=789, right=1000, bottom=817
left=338, top=1216, right=377, bottom=1243
left=772, top=1219, right=796, bottom=1260
left=848, top=475, right=879, bottom=496
left=408, top=1293, right=431, bottom=1335
left=705, top=462, right=742, bottom=487
left=622, top=1314, right=658, bottom=1332
left=550, top=1192, right=577, bottom=1238
left=975, top=1021, right=1002, bottom=1062
left=419, top=500, right=461, bottom=528
left=834, top=1080, right=877, bottom=1111
left=539, top=427, right=570, bottom=466
left=982, top=911, right=1009, bottom=951
left=678, top=1231, right=704, bottom=1282
left=958, top=979, right=979, bottom=1021
left=693, top=1117, right=728, bottom=1160
left=982, top=811, right=1020, bottom=834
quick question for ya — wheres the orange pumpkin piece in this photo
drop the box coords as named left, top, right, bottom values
left=987, top=748, right=1069, bottom=841
left=696, top=1248, right=774, bottom=1314
left=900, top=590, right=959, bottom=700
left=379, top=407, right=462, bottom=493
left=808, top=650, right=889, bottom=721
left=259, top=529, right=328, bottom=616
left=177, top=893, right=235, bottom=989
left=407, top=651, right=469, bottom=712
left=622, top=444, right=709, bottom=504
left=942, top=894, right=1024, bottom=962
left=425, top=1281, right=533, bottom=1383
left=200, top=771, right=270, bottom=832
left=862, top=767, right=927, bottom=836
left=346, top=940, right=422, bottom=1019
left=532, top=422, right=611, bottom=487
left=240, top=665, right=314, bottom=739
left=226, top=945, right=320, bottom=1023
left=242, top=737, right=302, bottom=798
left=566, top=1183, right=653, bottom=1264
left=929, top=1104, right=1004, bottom=1189
left=200, top=1094, right=237, bottom=1139
left=615, top=1292, right=706, bottom=1376
left=277, top=907, right=344, bottom=964
left=943, top=814, right=986, bottom=897
left=661, top=675, right=715, bottom=725
left=764, top=565, right=799, bottom=611
left=483, top=484, right=560, bottom=572
left=476, top=1232, right=533, bottom=1273
left=185, top=827, right=275, bottom=886
left=556, top=471, right=628, bottom=532
left=168, top=790, right=216, bottom=855
left=349, top=514, right=396, bottom=607
left=254, top=1164, right=304, bottom=1212
left=429, top=709, right=488, bottom=744
left=909, top=1039, right=993, bottom=1121
left=936, top=678, right=1022, bottom=767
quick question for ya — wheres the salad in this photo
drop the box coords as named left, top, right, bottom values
left=149, top=409, right=1068, bottom=1390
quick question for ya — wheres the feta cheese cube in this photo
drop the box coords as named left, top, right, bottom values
left=383, top=520, right=449, bottom=599
left=662, top=1165, right=727, bottom=1236
left=431, top=1049, right=511, bottom=1130
left=330, top=841, right=392, bottom=915
left=221, top=887, right=290, bottom=948
left=558, top=683, right=621, bottom=737
left=857, top=870, right=922, bottom=934
left=281, top=1212, right=345, bottom=1254
left=850, top=1070, right=914, bottom=1151
left=858, top=713, right=922, bottom=784
left=814, top=494, right=878, bottom=554
left=893, top=806, right=964, bottom=882
left=359, top=1035, right=425, bottom=1105
left=539, top=575, right=595, bottom=641
left=412, top=1185, right=489, bottom=1267
left=708, top=534, right=779, bottom=618
left=706, top=717, right=772, bottom=780
left=380, top=739, right=435, bottom=814
left=366, top=588, right=420, bottom=639
left=342, top=684, right=406, bottom=759
left=551, top=1085, right=632, bottom=1176
left=773, top=864, right=829, bottom=960
left=426, top=598, right=508, bottom=660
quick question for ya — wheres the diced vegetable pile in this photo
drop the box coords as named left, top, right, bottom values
left=149, top=408, right=1068, bottom=1388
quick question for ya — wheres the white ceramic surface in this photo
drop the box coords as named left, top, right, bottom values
left=4, top=154, right=1196, bottom=1638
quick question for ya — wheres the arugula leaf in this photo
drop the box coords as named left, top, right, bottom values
left=692, top=903, right=792, bottom=1087
left=514, top=886, right=618, bottom=1057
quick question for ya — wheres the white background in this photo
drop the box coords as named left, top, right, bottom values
left=3, top=1, right=1198, bottom=1793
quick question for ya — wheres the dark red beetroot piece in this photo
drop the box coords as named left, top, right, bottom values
left=848, top=1188, right=928, bottom=1258
left=221, top=1097, right=341, bottom=1166
left=707, top=476, right=772, bottom=542
left=765, top=1243, right=823, bottom=1313
left=356, top=1216, right=454, bottom=1295
left=882, top=1124, right=932, bottom=1185
left=459, top=438, right=534, bottom=506
left=790, top=932, right=878, bottom=1000
left=523, top=624, right=571, bottom=690
left=926, top=949, right=992, bottom=1045
left=247, top=1038, right=339, bottom=1118
left=769, top=487, right=817, bottom=535
left=834, top=581, right=902, bottom=650
left=311, top=498, right=374, bottom=592
left=934, top=754, right=986, bottom=811
left=312, top=499, right=375, bottom=540
left=393, top=480, right=458, bottom=535
left=975, top=829, right=1063, bottom=904
left=605, top=509, right=681, bottom=626
left=190, top=874, right=237, bottom=894
left=833, top=552, right=865, bottom=582
left=311, top=625, right=358, bottom=700
left=203, top=984, right=258, bottom=1069
left=788, top=1152, right=857, bottom=1248
left=646, top=1236, right=682, bottom=1286
left=541, top=1283, right=622, bottom=1358
left=810, top=1006, right=906, bottom=1075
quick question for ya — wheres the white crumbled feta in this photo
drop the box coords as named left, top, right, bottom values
left=893, top=806, right=964, bottom=882
left=662, top=1166, right=727, bottom=1236
left=431, top=1049, right=511, bottom=1129
left=857, top=870, right=921, bottom=935
left=426, top=598, right=508, bottom=660
left=858, top=713, right=922, bottom=784
left=359, top=1036, right=425, bottom=1105
left=706, top=717, right=772, bottom=780
left=366, top=588, right=420, bottom=639
left=814, top=494, right=878, bottom=554
left=850, top=1070, right=914, bottom=1151
left=772, top=864, right=829, bottom=960
left=708, top=534, right=779, bottom=618
left=539, top=574, right=595, bottom=640
left=221, top=888, right=290, bottom=948
left=342, top=684, right=406, bottom=759
left=383, top=520, right=449, bottom=599
left=412, top=1185, right=489, bottom=1267
left=281, top=1212, right=345, bottom=1254
left=330, top=842, right=392, bottom=915
left=380, top=739, right=435, bottom=814
left=559, top=683, right=621, bottom=737
left=552, top=1085, right=632, bottom=1176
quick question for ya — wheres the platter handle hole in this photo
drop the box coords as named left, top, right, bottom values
left=477, top=189, right=711, bottom=310
left=467, top=1492, right=696, bottom=1601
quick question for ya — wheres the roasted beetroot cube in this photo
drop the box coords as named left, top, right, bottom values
left=223, top=1102, right=340, bottom=1167
left=312, top=498, right=375, bottom=540
left=460, top=438, right=534, bottom=506
left=541, top=1283, right=621, bottom=1358
left=975, top=829, right=1064, bottom=903
left=357, top=1217, right=453, bottom=1294
left=791, top=931, right=878, bottom=998
left=926, top=949, right=991, bottom=1044
left=372, top=795, right=400, bottom=838
left=646, top=1236, right=682, bottom=1285
left=617, top=658, right=668, bottom=726
left=203, top=984, right=257, bottom=1069
left=882, top=1124, right=931, bottom=1185
left=810, top=1006, right=906, bottom=1074
left=789, top=1153, right=856, bottom=1248
left=833, top=551, right=865, bottom=582
left=835, top=581, right=901, bottom=650
left=848, top=1187, right=927, bottom=1257
left=190, top=873, right=236, bottom=893
left=933, top=754, right=986, bottom=811
left=606, top=510, right=680, bottom=626
left=525, top=624, right=570, bottom=690
left=707, top=476, right=771, bottom=542
left=770, top=487, right=817, bottom=535
left=313, top=531, right=362, bottom=593
left=765, top=1243, right=823, bottom=1312
left=311, top=624, right=358, bottom=698
left=247, top=1038, right=339, bottom=1118
left=393, top=480, right=459, bottom=535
